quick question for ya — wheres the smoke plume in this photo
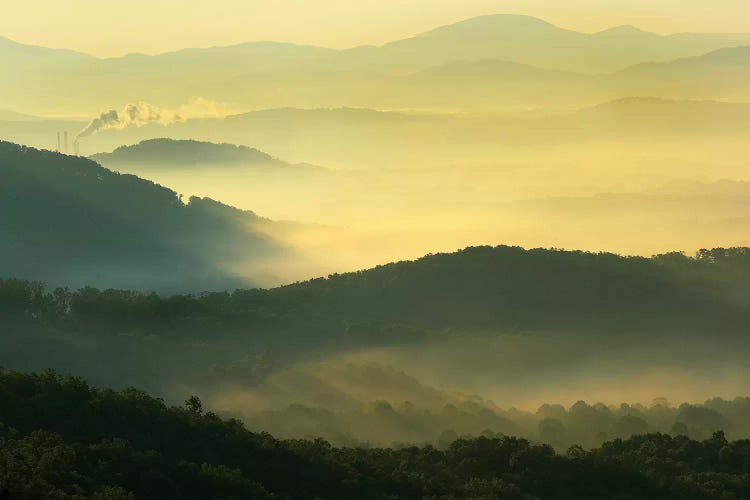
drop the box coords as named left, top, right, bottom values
left=77, top=102, right=183, bottom=138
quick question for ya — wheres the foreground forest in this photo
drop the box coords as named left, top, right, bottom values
left=1, top=370, right=749, bottom=500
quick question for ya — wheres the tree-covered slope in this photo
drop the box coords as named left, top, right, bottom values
left=4, top=245, right=750, bottom=340
left=1, top=370, right=749, bottom=500
left=0, top=141, right=281, bottom=291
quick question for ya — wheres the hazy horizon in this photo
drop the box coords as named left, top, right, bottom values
left=3, top=5, right=750, bottom=494
left=4, top=2, right=750, bottom=57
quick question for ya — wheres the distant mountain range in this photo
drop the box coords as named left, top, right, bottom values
left=6, top=242, right=750, bottom=338
left=0, top=34, right=94, bottom=69
left=618, top=45, right=750, bottom=76
left=0, top=140, right=291, bottom=291
left=2, top=14, right=750, bottom=114
left=3, top=97, right=750, bottom=168
left=377, top=15, right=750, bottom=73
left=0, top=108, right=41, bottom=121
left=6, top=14, right=748, bottom=73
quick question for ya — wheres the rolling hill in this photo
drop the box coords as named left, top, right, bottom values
left=2, top=15, right=750, bottom=115
left=89, top=138, right=321, bottom=171
left=4, top=242, right=750, bottom=448
left=619, top=45, right=750, bottom=77
left=10, top=97, right=742, bottom=170
left=2, top=242, right=750, bottom=408
left=3, top=370, right=748, bottom=499
left=5, top=244, right=750, bottom=339
left=567, top=97, right=750, bottom=135
left=610, top=46, right=750, bottom=100
left=373, top=14, right=750, bottom=74
left=0, top=140, right=289, bottom=291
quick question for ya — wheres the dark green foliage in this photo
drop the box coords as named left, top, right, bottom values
left=0, top=141, right=276, bottom=292
left=3, top=244, right=750, bottom=341
left=1, top=371, right=749, bottom=499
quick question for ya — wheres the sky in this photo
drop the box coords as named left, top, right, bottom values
left=3, top=0, right=750, bottom=57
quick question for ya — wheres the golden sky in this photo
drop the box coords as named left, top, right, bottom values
left=4, top=0, right=750, bottom=57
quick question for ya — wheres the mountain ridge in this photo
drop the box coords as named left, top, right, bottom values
left=91, top=138, right=281, bottom=165
left=0, top=140, right=288, bottom=291
left=2, top=13, right=750, bottom=66
left=4, top=14, right=750, bottom=115
left=615, top=45, right=750, bottom=74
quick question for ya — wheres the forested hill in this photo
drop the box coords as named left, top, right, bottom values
left=90, top=138, right=295, bottom=167
left=266, top=245, right=750, bottom=333
left=0, top=141, right=281, bottom=291
left=4, top=245, right=750, bottom=342
left=1, top=370, right=748, bottom=500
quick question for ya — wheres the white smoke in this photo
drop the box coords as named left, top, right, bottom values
left=77, top=98, right=232, bottom=139
left=77, top=102, right=182, bottom=138
left=77, top=109, right=121, bottom=138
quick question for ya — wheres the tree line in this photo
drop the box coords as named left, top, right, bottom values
left=4, top=245, right=750, bottom=341
left=1, top=370, right=749, bottom=499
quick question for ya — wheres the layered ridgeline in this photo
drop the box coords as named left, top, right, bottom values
left=5, top=245, right=749, bottom=335
left=3, top=246, right=750, bottom=449
left=9, top=97, right=749, bottom=168
left=3, top=245, right=750, bottom=390
left=0, top=141, right=293, bottom=291
left=375, top=16, right=750, bottom=73
left=90, top=138, right=321, bottom=171
left=1, top=370, right=749, bottom=500
left=2, top=15, right=750, bottom=114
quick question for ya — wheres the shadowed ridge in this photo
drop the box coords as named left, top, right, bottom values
left=90, top=138, right=280, bottom=166
left=0, top=140, right=282, bottom=291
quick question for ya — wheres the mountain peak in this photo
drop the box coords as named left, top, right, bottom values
left=459, top=13, right=556, bottom=26
left=415, top=14, right=564, bottom=38
left=595, top=25, right=656, bottom=37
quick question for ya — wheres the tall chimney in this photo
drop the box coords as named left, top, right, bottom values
left=64, top=131, right=69, bottom=154
left=57, top=132, right=61, bottom=152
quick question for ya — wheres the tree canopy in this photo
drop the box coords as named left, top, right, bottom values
left=1, top=370, right=749, bottom=499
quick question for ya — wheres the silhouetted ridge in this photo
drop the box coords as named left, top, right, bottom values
left=4, top=244, right=750, bottom=338
left=0, top=140, right=278, bottom=291
left=90, top=138, right=281, bottom=165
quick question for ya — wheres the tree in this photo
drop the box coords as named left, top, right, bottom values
left=184, top=396, right=203, bottom=415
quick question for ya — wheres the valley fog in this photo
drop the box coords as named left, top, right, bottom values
left=3, top=6, right=750, bottom=497
left=92, top=131, right=750, bottom=284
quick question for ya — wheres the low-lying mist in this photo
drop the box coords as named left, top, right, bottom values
left=207, top=333, right=750, bottom=449
left=92, top=133, right=750, bottom=283
left=6, top=99, right=750, bottom=285
left=5, top=318, right=748, bottom=450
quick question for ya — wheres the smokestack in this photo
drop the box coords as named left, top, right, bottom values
left=64, top=131, right=69, bottom=154
left=56, top=132, right=61, bottom=152
left=74, top=140, right=80, bottom=156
